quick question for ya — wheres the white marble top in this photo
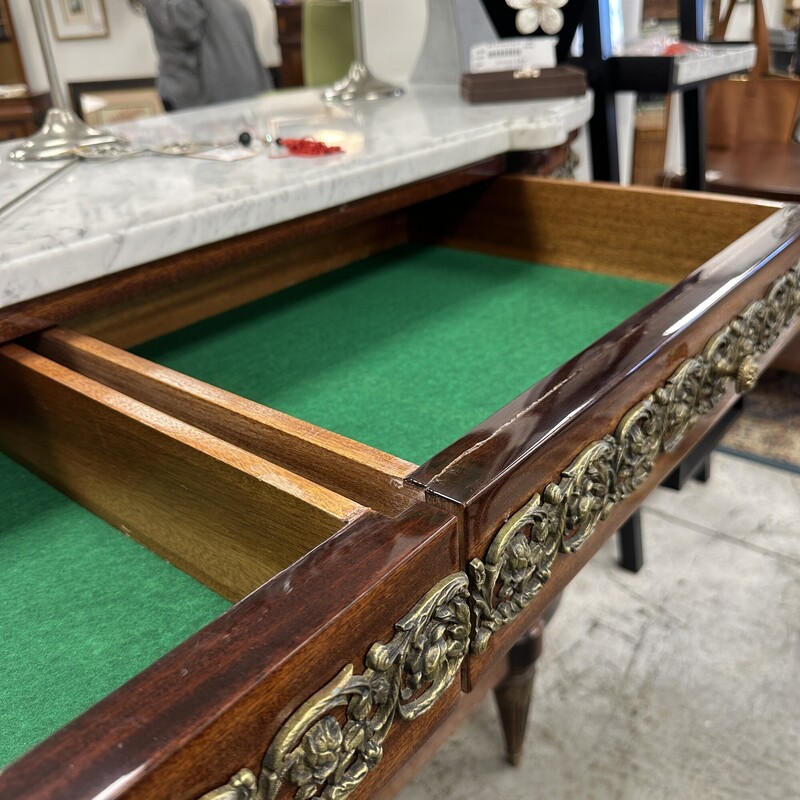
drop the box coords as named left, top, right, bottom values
left=0, top=85, right=592, bottom=310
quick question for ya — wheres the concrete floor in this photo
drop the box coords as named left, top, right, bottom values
left=397, top=453, right=800, bottom=800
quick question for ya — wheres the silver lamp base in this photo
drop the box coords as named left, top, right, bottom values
left=8, top=108, right=128, bottom=162
left=323, top=62, right=404, bottom=104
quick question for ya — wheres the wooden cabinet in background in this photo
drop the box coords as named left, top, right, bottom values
left=274, top=0, right=304, bottom=87
left=0, top=0, right=49, bottom=141
left=0, top=91, right=49, bottom=141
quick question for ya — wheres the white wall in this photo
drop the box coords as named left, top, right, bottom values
left=10, top=0, right=158, bottom=96
left=363, top=0, right=427, bottom=82
left=725, top=0, right=784, bottom=40
left=615, top=0, right=643, bottom=184
left=10, top=0, right=427, bottom=101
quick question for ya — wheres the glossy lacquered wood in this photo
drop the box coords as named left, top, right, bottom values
left=0, top=505, right=460, bottom=800
left=1, top=175, right=798, bottom=800
left=408, top=179, right=800, bottom=687
left=772, top=329, right=800, bottom=372
left=443, top=384, right=756, bottom=688
left=706, top=142, right=800, bottom=203
left=0, top=342, right=365, bottom=601
left=413, top=180, right=798, bottom=489
left=0, top=91, right=49, bottom=141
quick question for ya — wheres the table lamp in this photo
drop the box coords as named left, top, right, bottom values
left=323, top=0, right=403, bottom=102
left=8, top=0, right=126, bottom=161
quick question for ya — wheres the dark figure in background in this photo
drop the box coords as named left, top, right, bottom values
left=135, top=0, right=272, bottom=110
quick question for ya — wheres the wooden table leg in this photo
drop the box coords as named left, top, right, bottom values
left=617, top=510, right=644, bottom=573
left=493, top=620, right=544, bottom=766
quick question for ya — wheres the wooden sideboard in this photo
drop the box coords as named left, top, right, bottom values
left=1, top=84, right=797, bottom=800
left=0, top=90, right=49, bottom=141
left=274, top=0, right=304, bottom=87
left=0, top=170, right=798, bottom=800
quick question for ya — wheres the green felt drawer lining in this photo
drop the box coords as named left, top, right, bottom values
left=0, top=452, right=231, bottom=767
left=135, top=245, right=668, bottom=465
left=2, top=245, right=665, bottom=769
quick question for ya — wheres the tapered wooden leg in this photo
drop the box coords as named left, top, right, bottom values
left=617, top=510, right=644, bottom=573
left=493, top=620, right=544, bottom=766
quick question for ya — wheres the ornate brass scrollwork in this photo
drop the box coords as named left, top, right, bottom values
left=200, top=573, right=470, bottom=800
left=657, top=356, right=708, bottom=449
left=470, top=491, right=561, bottom=654
left=198, top=770, right=256, bottom=800
left=470, top=261, right=800, bottom=652
left=199, top=262, right=799, bottom=796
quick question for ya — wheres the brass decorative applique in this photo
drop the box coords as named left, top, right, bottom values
left=199, top=263, right=799, bottom=797
left=470, top=262, right=800, bottom=653
left=198, top=769, right=256, bottom=800
left=200, top=573, right=470, bottom=800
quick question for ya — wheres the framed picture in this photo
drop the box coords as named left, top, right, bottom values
left=69, top=79, right=164, bottom=125
left=47, top=0, right=108, bottom=40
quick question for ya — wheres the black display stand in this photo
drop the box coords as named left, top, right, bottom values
left=551, top=0, right=749, bottom=188
left=468, top=0, right=753, bottom=188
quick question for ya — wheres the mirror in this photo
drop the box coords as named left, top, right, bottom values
left=0, top=0, right=27, bottom=86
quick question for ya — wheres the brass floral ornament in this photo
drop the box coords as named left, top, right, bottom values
left=506, top=0, right=569, bottom=35
left=198, top=261, right=799, bottom=798
left=470, top=261, right=800, bottom=653
left=469, top=492, right=561, bottom=654
left=200, top=573, right=470, bottom=800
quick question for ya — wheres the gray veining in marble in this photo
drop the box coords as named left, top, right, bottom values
left=0, top=85, right=592, bottom=310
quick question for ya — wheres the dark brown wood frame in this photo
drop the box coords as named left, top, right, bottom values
left=0, top=0, right=26, bottom=83
left=0, top=0, right=11, bottom=42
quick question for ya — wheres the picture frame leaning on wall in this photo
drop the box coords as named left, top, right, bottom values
left=69, top=78, right=164, bottom=124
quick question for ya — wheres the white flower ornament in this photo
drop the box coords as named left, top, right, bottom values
left=506, top=0, right=569, bottom=35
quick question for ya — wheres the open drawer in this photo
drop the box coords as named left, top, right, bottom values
left=0, top=177, right=798, bottom=800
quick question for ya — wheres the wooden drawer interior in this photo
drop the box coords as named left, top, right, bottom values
left=418, top=177, right=779, bottom=284
left=0, top=342, right=374, bottom=602
left=127, top=244, right=668, bottom=464
left=0, top=176, right=784, bottom=780
left=0, top=339, right=419, bottom=768
left=60, top=175, right=776, bottom=472
left=28, top=327, right=421, bottom=518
